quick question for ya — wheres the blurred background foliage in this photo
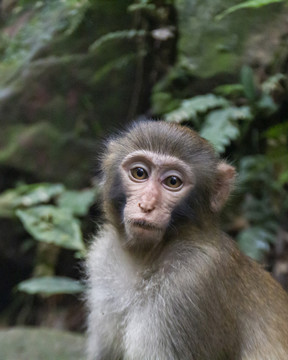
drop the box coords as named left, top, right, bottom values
left=0, top=0, right=288, bottom=349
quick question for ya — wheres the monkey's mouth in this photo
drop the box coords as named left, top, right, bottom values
left=129, top=219, right=161, bottom=231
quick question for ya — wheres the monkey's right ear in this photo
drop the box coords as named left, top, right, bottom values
left=211, top=162, right=236, bottom=212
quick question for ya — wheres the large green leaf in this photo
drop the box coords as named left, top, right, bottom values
left=0, top=183, right=64, bottom=217
left=165, top=95, right=229, bottom=123
left=16, top=205, right=85, bottom=251
left=57, top=188, right=98, bottom=217
left=200, top=107, right=252, bottom=152
left=17, top=276, right=85, bottom=296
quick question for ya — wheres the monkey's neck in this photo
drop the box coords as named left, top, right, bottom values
left=112, top=220, right=221, bottom=266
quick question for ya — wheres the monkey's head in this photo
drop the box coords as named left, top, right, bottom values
left=100, top=121, right=235, bottom=250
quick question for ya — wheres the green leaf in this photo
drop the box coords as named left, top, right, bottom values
left=238, top=155, right=274, bottom=186
left=17, top=276, right=85, bottom=296
left=151, top=92, right=180, bottom=115
left=16, top=206, right=85, bottom=251
left=279, top=170, right=288, bottom=185
left=217, top=0, right=284, bottom=20
left=241, top=66, right=257, bottom=101
left=200, top=107, right=252, bottom=152
left=128, top=3, right=156, bottom=12
left=214, top=84, right=245, bottom=97
left=91, top=53, right=138, bottom=83
left=0, top=183, right=64, bottom=218
left=237, top=227, right=274, bottom=261
left=256, top=94, right=278, bottom=115
left=89, top=30, right=146, bottom=52
left=265, top=122, right=288, bottom=139
left=165, top=94, right=229, bottom=123
left=57, top=188, right=98, bottom=217
left=262, top=73, right=287, bottom=94
left=0, top=1, right=89, bottom=81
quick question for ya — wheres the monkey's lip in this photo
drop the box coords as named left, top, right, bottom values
left=129, top=219, right=161, bottom=231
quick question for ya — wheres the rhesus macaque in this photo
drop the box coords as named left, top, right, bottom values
left=86, top=120, right=288, bottom=360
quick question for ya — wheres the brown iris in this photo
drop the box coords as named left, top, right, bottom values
left=163, top=176, right=182, bottom=189
left=131, top=167, right=148, bottom=180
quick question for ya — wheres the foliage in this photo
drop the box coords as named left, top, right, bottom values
left=128, top=0, right=156, bottom=12
left=161, top=66, right=284, bottom=149
left=0, top=0, right=90, bottom=82
left=265, top=122, right=288, bottom=185
left=16, top=206, right=84, bottom=252
left=165, top=94, right=229, bottom=124
left=89, top=30, right=146, bottom=52
left=236, top=155, right=286, bottom=261
left=200, top=106, right=252, bottom=153
left=0, top=183, right=64, bottom=217
left=17, top=276, right=85, bottom=296
left=217, top=0, right=286, bottom=20
left=165, top=93, right=252, bottom=153
left=158, top=66, right=288, bottom=261
left=0, top=0, right=172, bottom=313
left=0, top=182, right=97, bottom=295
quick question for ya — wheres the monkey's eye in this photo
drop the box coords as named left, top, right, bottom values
left=163, top=176, right=182, bottom=189
left=130, top=167, right=148, bottom=181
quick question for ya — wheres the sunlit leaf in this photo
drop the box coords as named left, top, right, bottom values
left=262, top=73, right=286, bottom=94
left=128, top=3, right=156, bottom=12
left=17, top=276, right=85, bottom=296
left=165, top=94, right=229, bottom=123
left=0, top=183, right=64, bottom=217
left=16, top=206, right=85, bottom=251
left=57, top=188, right=98, bottom=217
left=200, top=107, right=251, bottom=152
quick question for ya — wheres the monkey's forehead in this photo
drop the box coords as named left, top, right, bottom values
left=110, top=120, right=218, bottom=165
left=121, top=150, right=194, bottom=177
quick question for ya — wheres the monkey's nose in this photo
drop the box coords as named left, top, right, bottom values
left=138, top=202, right=155, bottom=213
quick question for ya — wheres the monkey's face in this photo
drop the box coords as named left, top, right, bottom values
left=120, top=150, right=194, bottom=248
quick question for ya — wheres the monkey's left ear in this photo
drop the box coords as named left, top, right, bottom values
left=211, top=162, right=236, bottom=212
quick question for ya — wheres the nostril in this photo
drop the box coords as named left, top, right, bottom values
left=138, top=202, right=155, bottom=213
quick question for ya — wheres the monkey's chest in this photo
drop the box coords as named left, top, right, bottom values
left=91, top=254, right=141, bottom=318
left=92, top=258, right=161, bottom=344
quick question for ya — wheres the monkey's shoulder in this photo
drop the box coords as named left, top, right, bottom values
left=164, top=234, right=288, bottom=300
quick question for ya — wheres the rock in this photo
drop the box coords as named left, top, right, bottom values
left=0, top=327, right=85, bottom=360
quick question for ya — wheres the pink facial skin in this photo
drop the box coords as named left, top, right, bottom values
left=121, top=150, right=194, bottom=246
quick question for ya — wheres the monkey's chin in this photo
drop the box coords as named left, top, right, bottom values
left=124, top=220, right=164, bottom=249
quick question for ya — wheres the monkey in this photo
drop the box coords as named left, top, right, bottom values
left=86, top=120, right=288, bottom=360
